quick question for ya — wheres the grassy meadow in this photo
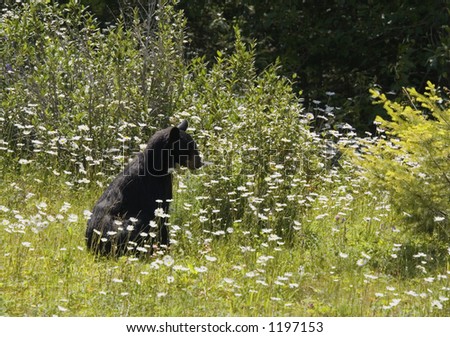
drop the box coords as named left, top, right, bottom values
left=1, top=1, right=449, bottom=317
left=1, top=165, right=449, bottom=316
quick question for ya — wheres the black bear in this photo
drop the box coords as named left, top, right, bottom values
left=85, top=120, right=202, bottom=256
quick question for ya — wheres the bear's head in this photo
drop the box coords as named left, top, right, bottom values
left=145, top=120, right=202, bottom=176
left=170, top=120, right=203, bottom=170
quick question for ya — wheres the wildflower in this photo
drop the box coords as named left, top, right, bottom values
left=21, top=242, right=32, bottom=248
left=431, top=300, right=443, bottom=310
left=36, top=201, right=48, bottom=210
left=375, top=293, right=384, bottom=298
left=298, top=266, right=305, bottom=276
left=162, top=255, right=174, bottom=267
left=150, top=261, right=160, bottom=269
left=59, top=202, right=71, bottom=213
left=114, top=220, right=123, bottom=226
left=405, top=290, right=418, bottom=297
left=424, top=277, right=434, bottom=283
left=68, top=214, right=78, bottom=223
left=194, top=266, right=208, bottom=273
left=357, top=259, right=368, bottom=267
left=306, top=113, right=314, bottom=120
left=58, top=305, right=68, bottom=312
left=83, top=210, right=92, bottom=220
left=223, top=278, right=234, bottom=284
left=157, top=292, right=167, bottom=298
left=155, top=208, right=169, bottom=218
left=121, top=292, right=129, bottom=296
left=339, top=252, right=349, bottom=259
left=315, top=213, right=328, bottom=220
left=268, top=234, right=282, bottom=241
left=78, top=124, right=89, bottom=131
left=257, top=255, right=274, bottom=265
left=390, top=299, right=401, bottom=307
left=413, top=252, right=427, bottom=258
left=364, top=274, right=378, bottom=280
left=136, top=247, right=147, bottom=253
left=173, top=265, right=189, bottom=272
left=112, top=278, right=123, bottom=283
left=258, top=213, right=268, bottom=221
left=240, top=246, right=255, bottom=253
left=167, top=276, right=175, bottom=284
left=205, top=255, right=217, bottom=262
left=245, top=271, right=257, bottom=278
left=434, top=216, right=445, bottom=222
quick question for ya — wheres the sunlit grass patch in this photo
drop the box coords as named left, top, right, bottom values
left=2, top=99, right=449, bottom=316
left=3, top=171, right=448, bottom=316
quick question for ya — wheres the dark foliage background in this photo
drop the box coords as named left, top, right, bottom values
left=179, top=0, right=450, bottom=130
left=6, top=0, right=449, bottom=130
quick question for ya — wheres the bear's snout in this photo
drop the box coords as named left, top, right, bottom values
left=187, top=154, right=203, bottom=170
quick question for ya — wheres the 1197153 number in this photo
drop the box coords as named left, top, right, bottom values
left=269, top=321, right=324, bottom=333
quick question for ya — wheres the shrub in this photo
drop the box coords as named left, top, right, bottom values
left=351, top=83, right=449, bottom=238
left=172, top=28, right=330, bottom=238
left=0, top=0, right=186, bottom=179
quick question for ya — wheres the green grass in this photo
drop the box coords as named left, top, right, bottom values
left=2, top=170, right=449, bottom=317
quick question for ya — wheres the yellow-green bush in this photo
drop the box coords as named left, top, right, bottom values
left=352, top=82, right=449, bottom=238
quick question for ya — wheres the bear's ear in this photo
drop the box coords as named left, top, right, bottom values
left=177, top=120, right=188, bottom=131
left=168, top=126, right=180, bottom=144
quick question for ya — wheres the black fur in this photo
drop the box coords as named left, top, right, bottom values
left=85, top=120, right=202, bottom=257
